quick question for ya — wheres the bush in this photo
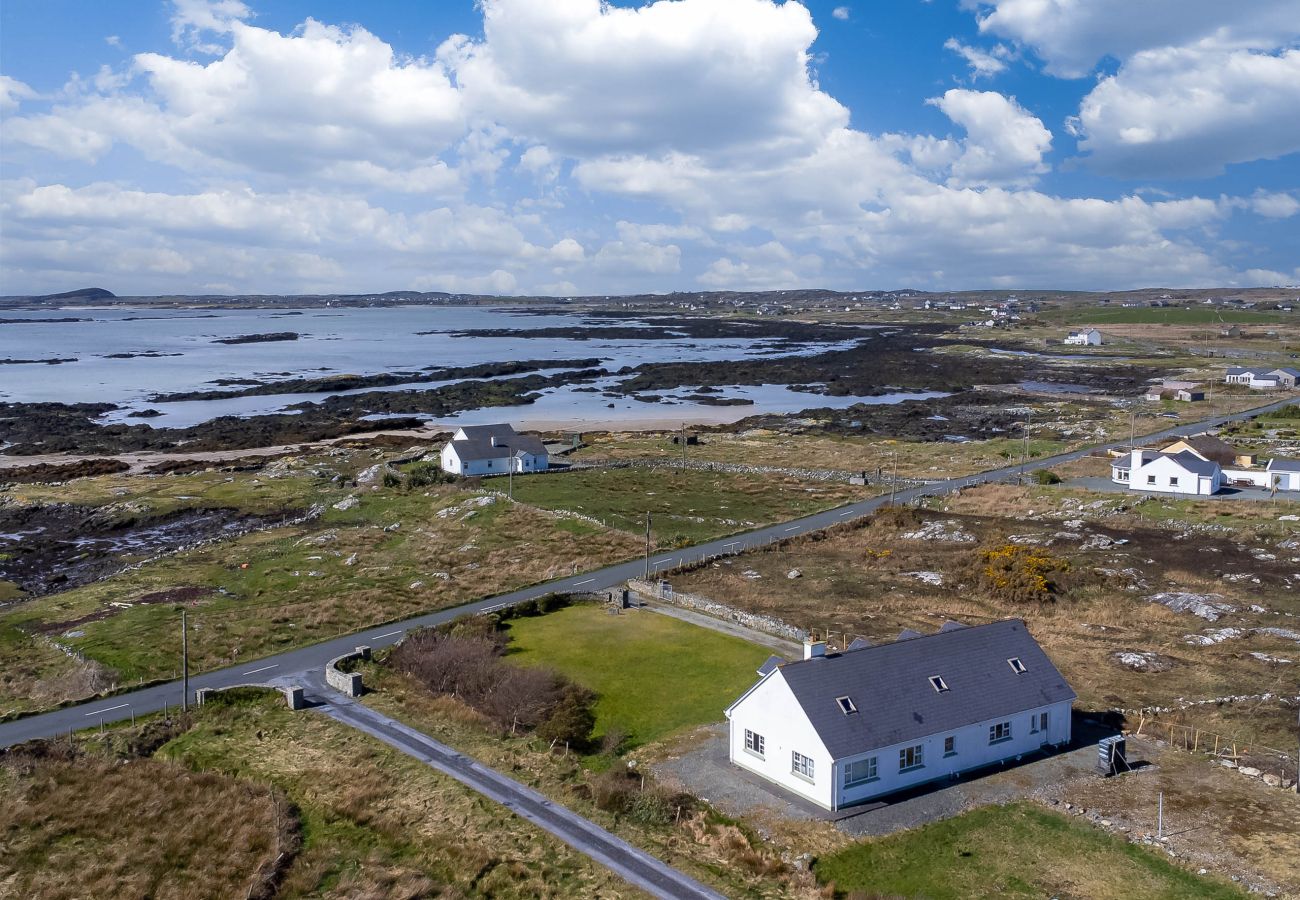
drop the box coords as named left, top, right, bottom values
left=970, top=544, right=1071, bottom=603
left=406, top=460, right=456, bottom=488
left=1035, top=469, right=1062, bottom=485
left=387, top=624, right=595, bottom=746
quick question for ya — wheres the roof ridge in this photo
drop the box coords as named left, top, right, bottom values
left=782, top=617, right=1020, bottom=669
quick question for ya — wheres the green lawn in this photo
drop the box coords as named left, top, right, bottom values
left=814, top=802, right=1244, bottom=900
left=507, top=466, right=865, bottom=546
left=503, top=604, right=769, bottom=749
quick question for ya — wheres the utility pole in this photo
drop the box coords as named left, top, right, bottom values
left=1156, top=791, right=1164, bottom=840
left=1019, top=408, right=1033, bottom=484
left=182, top=613, right=190, bottom=710
left=508, top=461, right=513, bottom=501
left=680, top=423, right=687, bottom=470
left=1129, top=406, right=1136, bottom=451
left=643, top=512, right=652, bottom=579
left=889, top=450, right=898, bottom=506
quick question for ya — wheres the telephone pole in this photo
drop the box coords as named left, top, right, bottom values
left=181, top=609, right=189, bottom=713
left=1018, top=408, right=1033, bottom=484
left=889, top=450, right=898, bottom=506
left=643, top=512, right=652, bottom=579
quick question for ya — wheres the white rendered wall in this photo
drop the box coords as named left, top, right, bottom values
left=727, top=672, right=834, bottom=810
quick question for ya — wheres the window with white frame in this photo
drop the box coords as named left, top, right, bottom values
left=1147, top=474, right=1156, bottom=484
left=744, top=729, right=765, bottom=758
left=899, top=744, right=924, bottom=771
left=836, top=695, right=857, bottom=715
left=1007, top=657, right=1027, bottom=674
left=1169, top=476, right=1179, bottom=486
left=928, top=675, right=949, bottom=693
left=843, top=757, right=878, bottom=787
left=943, top=735, right=956, bottom=756
left=791, top=751, right=815, bottom=781
left=1116, top=468, right=1129, bottom=481
left=989, top=721, right=1012, bottom=744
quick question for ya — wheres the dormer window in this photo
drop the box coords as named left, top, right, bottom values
left=1008, top=657, right=1027, bottom=674
left=929, top=675, right=949, bottom=693
left=836, top=696, right=857, bottom=715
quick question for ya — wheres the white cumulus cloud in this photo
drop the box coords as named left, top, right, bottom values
left=928, top=89, right=1051, bottom=186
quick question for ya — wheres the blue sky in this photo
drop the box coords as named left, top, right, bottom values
left=1, top=0, right=1297, bottom=295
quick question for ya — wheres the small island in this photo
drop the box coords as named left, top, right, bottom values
left=213, top=331, right=300, bottom=345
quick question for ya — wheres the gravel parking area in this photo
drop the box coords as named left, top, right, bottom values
left=653, top=720, right=1113, bottom=838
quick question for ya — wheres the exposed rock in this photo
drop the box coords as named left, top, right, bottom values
left=901, top=519, right=975, bottom=543
left=905, top=571, right=945, bottom=586
left=1112, top=650, right=1173, bottom=672
left=1146, top=591, right=1236, bottom=621
left=1249, top=652, right=1293, bottom=665
left=1183, top=627, right=1244, bottom=646
left=786, top=569, right=802, bottom=579
left=1254, top=626, right=1300, bottom=643
left=332, top=495, right=359, bottom=511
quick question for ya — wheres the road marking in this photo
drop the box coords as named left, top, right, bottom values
left=574, top=578, right=594, bottom=586
left=838, top=509, right=854, bottom=516
left=482, top=602, right=507, bottom=613
left=784, top=525, right=799, bottom=532
left=375, top=630, right=404, bottom=639
left=243, top=664, right=279, bottom=676
left=86, top=703, right=128, bottom=717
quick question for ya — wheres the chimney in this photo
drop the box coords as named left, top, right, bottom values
left=803, top=640, right=826, bottom=660
left=490, top=435, right=497, bottom=447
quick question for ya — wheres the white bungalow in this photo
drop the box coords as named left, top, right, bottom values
left=1111, top=449, right=1222, bottom=496
left=724, top=620, right=1075, bottom=811
left=1064, top=328, right=1103, bottom=346
left=439, top=424, right=549, bottom=476
left=1224, top=367, right=1300, bottom=389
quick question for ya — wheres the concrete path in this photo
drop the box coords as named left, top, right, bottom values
left=2, top=392, right=1296, bottom=749
left=312, top=685, right=726, bottom=900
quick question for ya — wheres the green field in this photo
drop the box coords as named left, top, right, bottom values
left=1058, top=307, right=1285, bottom=325
left=814, top=803, right=1243, bottom=900
left=503, top=604, right=769, bottom=749
left=507, top=466, right=865, bottom=546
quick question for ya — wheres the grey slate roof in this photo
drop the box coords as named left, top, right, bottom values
left=1166, top=435, right=1240, bottom=466
left=1167, top=451, right=1220, bottom=477
left=777, top=619, right=1076, bottom=759
left=757, top=655, right=786, bottom=676
left=939, top=620, right=967, bottom=633
left=449, top=424, right=547, bottom=462
left=846, top=637, right=873, bottom=651
left=1267, top=458, right=1300, bottom=473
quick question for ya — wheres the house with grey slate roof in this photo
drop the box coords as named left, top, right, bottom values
left=724, top=619, right=1075, bottom=810
left=440, top=424, right=549, bottom=476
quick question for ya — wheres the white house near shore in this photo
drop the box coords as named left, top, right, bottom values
left=439, top=424, right=549, bottom=476
left=724, top=620, right=1075, bottom=811
left=1064, top=328, right=1103, bottom=346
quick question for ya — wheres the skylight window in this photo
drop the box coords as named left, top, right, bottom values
left=1008, top=657, right=1027, bottom=674
left=929, top=675, right=949, bottom=693
left=836, top=696, right=857, bottom=715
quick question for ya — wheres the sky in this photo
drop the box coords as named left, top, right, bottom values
left=1, top=0, right=1298, bottom=296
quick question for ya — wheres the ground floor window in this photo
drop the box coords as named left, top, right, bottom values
left=792, top=751, right=815, bottom=781
left=943, top=735, right=956, bottom=756
left=989, top=721, right=1013, bottom=744
left=744, top=729, right=765, bottom=758
left=899, top=744, right=924, bottom=771
left=843, top=757, right=877, bottom=787
left=1115, top=468, right=1128, bottom=481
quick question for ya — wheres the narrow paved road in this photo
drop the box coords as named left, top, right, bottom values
left=2, top=392, right=1295, bottom=748
left=309, top=680, right=725, bottom=900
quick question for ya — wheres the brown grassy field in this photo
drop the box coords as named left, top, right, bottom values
left=668, top=501, right=1300, bottom=749
left=0, top=749, right=286, bottom=900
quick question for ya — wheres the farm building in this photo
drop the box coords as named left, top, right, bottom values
left=440, top=424, right=549, bottom=476
left=724, top=620, right=1075, bottom=810
left=1064, top=328, right=1102, bottom=346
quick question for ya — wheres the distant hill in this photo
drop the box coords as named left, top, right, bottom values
left=29, top=287, right=116, bottom=303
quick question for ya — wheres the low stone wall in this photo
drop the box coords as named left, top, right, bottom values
left=576, top=457, right=880, bottom=484
left=325, top=645, right=371, bottom=697
left=195, top=683, right=305, bottom=710
left=627, top=578, right=806, bottom=643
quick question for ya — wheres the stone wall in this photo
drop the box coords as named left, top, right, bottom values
left=325, top=645, right=370, bottom=697
left=627, top=578, right=806, bottom=643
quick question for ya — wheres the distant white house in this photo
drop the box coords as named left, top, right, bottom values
left=724, top=620, right=1075, bottom=811
left=1111, top=449, right=1222, bottom=496
left=440, top=424, right=549, bottom=476
left=1224, top=367, right=1300, bottom=390
left=1064, top=328, right=1103, bottom=346
left=1265, top=459, right=1300, bottom=491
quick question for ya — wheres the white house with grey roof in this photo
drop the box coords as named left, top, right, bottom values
left=724, top=619, right=1075, bottom=811
left=1110, top=448, right=1223, bottom=496
left=440, top=424, right=548, bottom=476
